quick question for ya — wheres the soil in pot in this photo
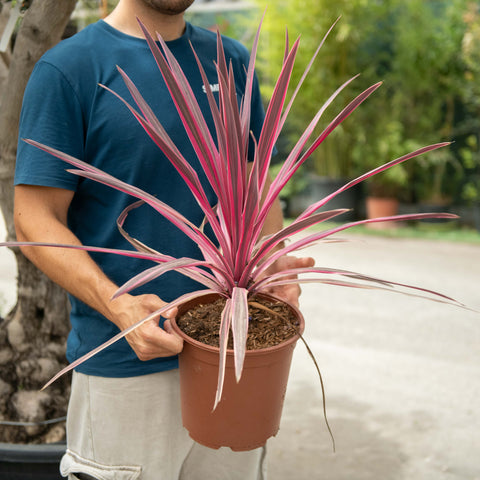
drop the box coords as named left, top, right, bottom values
left=176, top=295, right=299, bottom=349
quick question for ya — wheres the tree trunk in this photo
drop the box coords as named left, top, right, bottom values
left=0, top=0, right=77, bottom=444
left=0, top=4, right=11, bottom=85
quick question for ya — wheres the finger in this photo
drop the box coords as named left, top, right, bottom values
left=131, top=321, right=184, bottom=360
left=163, top=319, right=181, bottom=339
left=139, top=294, right=177, bottom=320
left=286, top=284, right=301, bottom=308
left=162, top=306, right=178, bottom=319
left=149, top=325, right=184, bottom=355
left=291, top=256, right=315, bottom=268
left=140, top=294, right=169, bottom=312
left=304, top=256, right=315, bottom=267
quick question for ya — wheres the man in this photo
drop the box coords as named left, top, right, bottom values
left=14, top=1, right=312, bottom=478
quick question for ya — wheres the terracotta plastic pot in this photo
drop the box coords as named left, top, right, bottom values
left=171, top=293, right=304, bottom=451
left=366, top=196, right=399, bottom=229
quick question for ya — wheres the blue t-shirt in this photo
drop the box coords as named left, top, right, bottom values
left=15, top=20, right=265, bottom=377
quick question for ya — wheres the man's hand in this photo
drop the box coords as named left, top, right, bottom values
left=263, top=255, right=315, bottom=308
left=108, top=293, right=183, bottom=361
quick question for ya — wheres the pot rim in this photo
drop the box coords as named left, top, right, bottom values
left=171, top=292, right=305, bottom=357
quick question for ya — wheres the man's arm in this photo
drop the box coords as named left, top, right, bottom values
left=14, top=184, right=183, bottom=360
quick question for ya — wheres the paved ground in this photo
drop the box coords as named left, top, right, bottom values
left=268, top=233, right=480, bottom=480
left=1, top=219, right=479, bottom=479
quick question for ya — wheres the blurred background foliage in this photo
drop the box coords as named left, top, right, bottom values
left=74, top=0, right=480, bottom=226
left=251, top=0, right=478, bottom=207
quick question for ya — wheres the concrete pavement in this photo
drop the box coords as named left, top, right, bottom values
left=1, top=218, right=480, bottom=479
left=268, top=234, right=480, bottom=480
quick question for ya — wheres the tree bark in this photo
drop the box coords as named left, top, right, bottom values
left=0, top=4, right=11, bottom=83
left=0, top=0, right=77, bottom=444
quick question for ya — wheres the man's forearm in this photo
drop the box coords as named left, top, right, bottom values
left=16, top=214, right=126, bottom=324
left=14, top=185, right=129, bottom=325
left=14, top=184, right=182, bottom=359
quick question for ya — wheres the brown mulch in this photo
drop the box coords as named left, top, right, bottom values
left=176, top=296, right=299, bottom=350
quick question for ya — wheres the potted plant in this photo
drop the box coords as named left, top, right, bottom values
left=364, top=163, right=407, bottom=228
left=1, top=17, right=464, bottom=452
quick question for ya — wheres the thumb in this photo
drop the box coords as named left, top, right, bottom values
left=162, top=305, right=178, bottom=319
left=163, top=319, right=181, bottom=339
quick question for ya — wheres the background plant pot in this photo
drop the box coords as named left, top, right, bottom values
left=365, top=196, right=399, bottom=229
left=0, top=442, right=65, bottom=480
left=171, top=293, right=305, bottom=451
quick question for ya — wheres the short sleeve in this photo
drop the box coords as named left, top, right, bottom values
left=15, top=60, right=85, bottom=190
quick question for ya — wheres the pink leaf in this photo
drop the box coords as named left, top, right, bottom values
left=298, top=142, right=450, bottom=221
left=214, top=298, right=232, bottom=410
left=231, top=287, right=249, bottom=382
left=112, top=258, right=222, bottom=299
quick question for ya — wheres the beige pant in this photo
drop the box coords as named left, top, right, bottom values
left=61, top=370, right=267, bottom=480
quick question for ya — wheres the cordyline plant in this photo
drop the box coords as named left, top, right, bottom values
left=1, top=18, right=464, bottom=411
